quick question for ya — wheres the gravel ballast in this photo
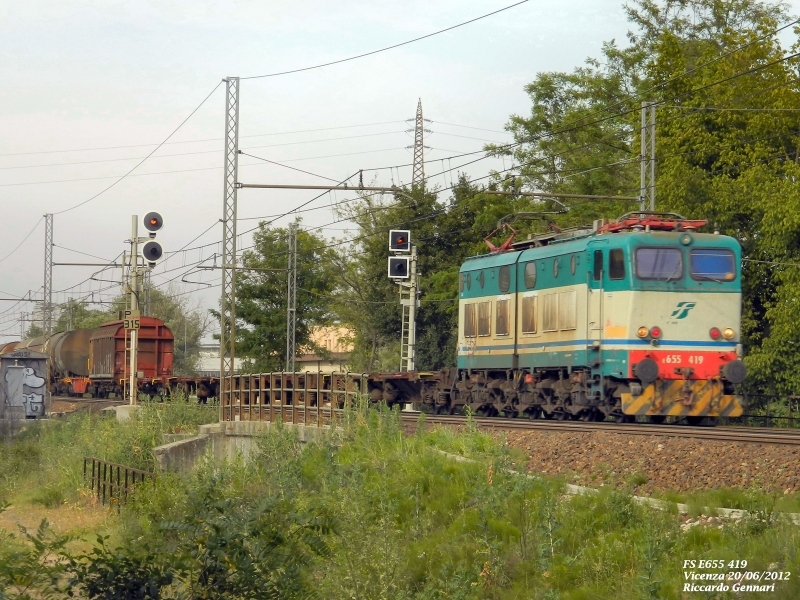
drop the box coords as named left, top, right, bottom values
left=503, top=429, right=800, bottom=494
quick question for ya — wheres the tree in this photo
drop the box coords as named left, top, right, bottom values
left=333, top=177, right=488, bottom=372
left=234, top=221, right=338, bottom=372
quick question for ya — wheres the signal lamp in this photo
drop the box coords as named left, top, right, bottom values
left=637, top=326, right=648, bottom=338
left=387, top=256, right=410, bottom=279
left=649, top=326, right=662, bottom=339
left=389, top=229, right=411, bottom=253
left=143, top=212, right=164, bottom=233
left=723, top=327, right=735, bottom=339
left=142, top=241, right=163, bottom=263
left=709, top=327, right=721, bottom=340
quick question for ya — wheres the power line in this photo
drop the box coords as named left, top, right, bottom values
left=0, top=217, right=43, bottom=266
left=52, top=80, right=223, bottom=215
left=0, top=120, right=408, bottom=157
left=238, top=151, right=342, bottom=183
left=240, top=0, right=531, bottom=79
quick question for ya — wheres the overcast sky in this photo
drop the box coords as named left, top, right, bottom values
left=1, top=0, right=797, bottom=339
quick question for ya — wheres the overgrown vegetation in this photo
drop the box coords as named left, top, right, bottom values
left=1, top=404, right=799, bottom=598
left=0, top=402, right=216, bottom=507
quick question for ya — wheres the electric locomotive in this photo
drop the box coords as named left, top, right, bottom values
left=369, top=212, right=746, bottom=424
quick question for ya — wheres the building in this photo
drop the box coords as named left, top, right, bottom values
left=196, top=342, right=244, bottom=377
left=296, top=326, right=354, bottom=373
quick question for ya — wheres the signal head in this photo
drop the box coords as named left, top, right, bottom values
left=389, top=229, right=411, bottom=252
left=388, top=256, right=410, bottom=279
left=143, top=212, right=164, bottom=233
left=142, top=240, right=163, bottom=263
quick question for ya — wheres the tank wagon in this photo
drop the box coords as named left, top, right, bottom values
left=0, top=317, right=217, bottom=401
left=366, top=212, right=747, bottom=424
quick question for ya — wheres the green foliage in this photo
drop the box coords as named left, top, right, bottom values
left=66, top=536, right=173, bottom=600
left=334, top=178, right=487, bottom=371
left=0, top=516, right=72, bottom=600
left=233, top=221, right=338, bottom=372
left=3, top=404, right=800, bottom=598
left=0, top=402, right=217, bottom=500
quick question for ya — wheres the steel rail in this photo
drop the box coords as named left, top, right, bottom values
left=402, top=413, right=800, bottom=446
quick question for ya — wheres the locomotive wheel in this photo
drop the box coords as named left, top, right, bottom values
left=648, top=415, right=666, bottom=424
left=526, top=407, right=542, bottom=420
left=555, top=410, right=569, bottom=421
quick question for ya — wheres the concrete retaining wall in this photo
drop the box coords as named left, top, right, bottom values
left=152, top=421, right=332, bottom=474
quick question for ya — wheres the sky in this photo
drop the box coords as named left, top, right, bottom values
left=1, top=0, right=797, bottom=340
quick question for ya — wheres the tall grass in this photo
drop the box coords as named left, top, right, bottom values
left=0, top=402, right=217, bottom=507
left=2, top=402, right=800, bottom=598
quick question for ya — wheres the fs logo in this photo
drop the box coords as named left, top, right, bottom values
left=670, top=301, right=696, bottom=320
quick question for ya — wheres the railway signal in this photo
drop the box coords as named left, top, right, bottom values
left=389, top=229, right=411, bottom=252
left=387, top=230, right=418, bottom=373
left=388, top=256, right=410, bottom=279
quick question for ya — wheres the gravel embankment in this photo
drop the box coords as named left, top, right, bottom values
left=503, top=430, right=800, bottom=494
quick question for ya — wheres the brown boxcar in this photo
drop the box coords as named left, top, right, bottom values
left=89, top=317, right=174, bottom=384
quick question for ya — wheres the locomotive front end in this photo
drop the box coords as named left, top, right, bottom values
left=615, top=231, right=745, bottom=421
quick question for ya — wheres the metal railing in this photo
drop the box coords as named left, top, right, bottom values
left=83, top=457, right=152, bottom=508
left=220, top=371, right=368, bottom=424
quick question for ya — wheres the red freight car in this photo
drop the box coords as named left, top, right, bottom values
left=88, top=317, right=174, bottom=397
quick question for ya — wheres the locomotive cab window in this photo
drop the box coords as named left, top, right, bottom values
left=524, top=262, right=537, bottom=289
left=459, top=272, right=464, bottom=292
left=495, top=299, right=509, bottom=336
left=690, top=248, right=736, bottom=281
left=593, top=250, right=603, bottom=281
left=609, top=248, right=626, bottom=280
left=499, top=265, right=511, bottom=293
left=635, top=247, right=683, bottom=280
left=464, top=304, right=477, bottom=337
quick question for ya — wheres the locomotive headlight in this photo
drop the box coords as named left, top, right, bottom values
left=723, top=327, right=735, bottom=339
left=709, top=327, right=721, bottom=340
left=637, top=326, right=649, bottom=338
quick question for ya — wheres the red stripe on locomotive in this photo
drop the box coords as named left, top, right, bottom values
left=628, top=349, right=738, bottom=380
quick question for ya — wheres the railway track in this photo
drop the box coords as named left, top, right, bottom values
left=402, top=413, right=800, bottom=446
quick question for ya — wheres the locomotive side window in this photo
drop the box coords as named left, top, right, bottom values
left=593, top=250, right=603, bottom=280
left=521, top=295, right=537, bottom=334
left=464, top=304, right=477, bottom=337
left=553, top=259, right=559, bottom=278
left=609, top=248, right=626, bottom=280
left=478, top=271, right=485, bottom=289
left=466, top=273, right=471, bottom=290
left=635, top=247, right=683, bottom=280
left=558, top=290, right=577, bottom=330
left=542, top=294, right=558, bottom=332
left=496, top=299, right=509, bottom=335
left=524, top=262, right=537, bottom=289
left=478, top=301, right=491, bottom=336
left=459, top=272, right=464, bottom=292
left=499, top=265, right=511, bottom=293
left=570, top=255, right=577, bottom=275
left=690, top=248, right=736, bottom=281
